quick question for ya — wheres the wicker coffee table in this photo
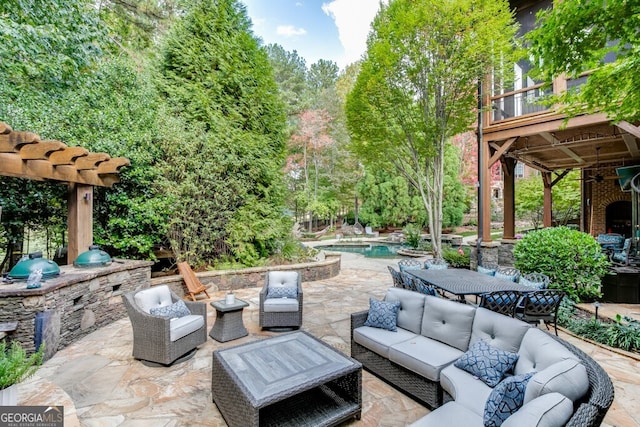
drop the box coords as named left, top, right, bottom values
left=211, top=331, right=362, bottom=427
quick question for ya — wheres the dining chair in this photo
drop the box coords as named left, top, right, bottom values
left=515, top=289, right=565, bottom=335
left=424, top=258, right=449, bottom=270
left=479, top=291, right=521, bottom=317
left=495, top=266, right=521, bottom=282
left=398, top=258, right=422, bottom=272
left=387, top=266, right=404, bottom=287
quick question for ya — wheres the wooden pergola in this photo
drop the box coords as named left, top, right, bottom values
left=0, top=121, right=129, bottom=263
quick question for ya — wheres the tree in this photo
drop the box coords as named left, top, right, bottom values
left=528, top=0, right=640, bottom=123
left=265, top=44, right=309, bottom=118
left=156, top=0, right=289, bottom=266
left=515, top=171, right=580, bottom=228
left=346, top=0, right=517, bottom=257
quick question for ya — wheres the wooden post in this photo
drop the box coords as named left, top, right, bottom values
left=481, top=137, right=492, bottom=242
left=502, top=158, right=516, bottom=239
left=67, top=183, right=93, bottom=265
left=543, top=172, right=553, bottom=228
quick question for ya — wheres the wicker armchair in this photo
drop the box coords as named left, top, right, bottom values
left=259, top=271, right=303, bottom=329
left=122, top=285, right=207, bottom=365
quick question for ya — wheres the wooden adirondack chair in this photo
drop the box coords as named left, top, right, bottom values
left=177, top=262, right=211, bottom=301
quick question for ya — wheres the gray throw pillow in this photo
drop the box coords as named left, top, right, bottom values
left=484, top=372, right=535, bottom=426
left=150, top=299, right=190, bottom=319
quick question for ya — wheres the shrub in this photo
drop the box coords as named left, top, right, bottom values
left=442, top=245, right=470, bottom=268
left=513, top=226, right=609, bottom=302
left=403, top=224, right=422, bottom=249
left=0, top=341, right=44, bottom=389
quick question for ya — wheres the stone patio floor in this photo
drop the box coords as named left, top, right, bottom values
left=18, top=250, right=640, bottom=426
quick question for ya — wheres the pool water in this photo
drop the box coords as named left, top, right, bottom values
left=316, top=243, right=407, bottom=258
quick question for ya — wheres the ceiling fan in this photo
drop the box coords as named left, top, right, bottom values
left=582, top=147, right=621, bottom=183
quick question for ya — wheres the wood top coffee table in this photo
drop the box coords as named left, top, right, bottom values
left=211, top=331, right=362, bottom=427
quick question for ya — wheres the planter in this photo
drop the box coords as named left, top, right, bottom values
left=0, top=384, right=17, bottom=406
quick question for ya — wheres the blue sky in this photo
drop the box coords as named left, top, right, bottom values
left=240, top=0, right=384, bottom=70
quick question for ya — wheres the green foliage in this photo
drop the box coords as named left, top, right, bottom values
left=403, top=224, right=423, bottom=249
left=157, top=0, right=289, bottom=267
left=515, top=171, right=580, bottom=228
left=346, top=0, right=517, bottom=258
left=0, top=341, right=44, bottom=389
left=528, top=0, right=640, bottom=123
left=442, top=245, right=470, bottom=269
left=513, top=226, right=610, bottom=302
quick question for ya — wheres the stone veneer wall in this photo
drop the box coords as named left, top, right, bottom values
left=0, top=260, right=152, bottom=358
left=152, top=254, right=342, bottom=297
left=470, top=240, right=517, bottom=269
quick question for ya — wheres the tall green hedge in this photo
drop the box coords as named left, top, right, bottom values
left=513, top=226, right=610, bottom=302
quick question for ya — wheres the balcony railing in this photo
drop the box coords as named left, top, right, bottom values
left=491, top=83, right=549, bottom=123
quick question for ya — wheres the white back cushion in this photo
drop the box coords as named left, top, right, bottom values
left=470, top=308, right=531, bottom=353
left=385, top=287, right=426, bottom=334
left=134, top=285, right=173, bottom=314
left=421, top=295, right=476, bottom=351
left=268, top=271, right=299, bottom=288
left=515, top=328, right=578, bottom=375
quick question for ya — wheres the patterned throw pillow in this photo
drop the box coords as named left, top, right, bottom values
left=150, top=299, right=191, bottom=319
left=364, top=298, right=401, bottom=331
left=454, top=340, right=519, bottom=387
left=267, top=286, right=297, bottom=299
left=484, top=372, right=535, bottom=426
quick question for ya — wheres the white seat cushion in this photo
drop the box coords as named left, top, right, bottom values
left=440, top=364, right=493, bottom=416
left=263, top=297, right=299, bottom=312
left=389, top=335, right=463, bottom=381
left=169, top=314, right=204, bottom=342
left=409, top=402, right=484, bottom=427
left=502, top=393, right=574, bottom=427
left=134, top=286, right=173, bottom=314
left=353, top=326, right=417, bottom=358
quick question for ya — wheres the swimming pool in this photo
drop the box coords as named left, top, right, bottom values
left=315, top=243, right=407, bottom=258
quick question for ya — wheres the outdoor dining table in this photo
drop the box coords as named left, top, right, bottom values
left=407, top=268, right=528, bottom=300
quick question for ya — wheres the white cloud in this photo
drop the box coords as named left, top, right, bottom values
left=277, top=25, right=307, bottom=37
left=321, top=0, right=385, bottom=66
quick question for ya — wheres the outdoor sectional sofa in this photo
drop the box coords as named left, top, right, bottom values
left=350, top=288, right=614, bottom=426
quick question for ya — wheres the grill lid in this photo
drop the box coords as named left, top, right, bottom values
left=74, top=245, right=112, bottom=268
left=9, top=252, right=61, bottom=279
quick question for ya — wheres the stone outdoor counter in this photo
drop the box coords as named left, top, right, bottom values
left=0, top=259, right=152, bottom=358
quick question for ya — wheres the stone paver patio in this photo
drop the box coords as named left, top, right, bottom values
left=17, top=251, right=640, bottom=426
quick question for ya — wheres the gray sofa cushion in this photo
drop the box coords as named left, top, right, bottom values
left=524, top=358, right=589, bottom=404
left=440, top=364, right=493, bottom=416
left=501, top=393, right=574, bottom=427
left=262, top=298, right=299, bottom=312
left=515, top=328, right=578, bottom=375
left=470, top=307, right=531, bottom=353
left=353, top=326, right=417, bottom=358
left=389, top=335, right=464, bottom=382
left=169, top=314, right=205, bottom=342
left=385, top=287, right=426, bottom=334
left=409, top=401, right=484, bottom=427
left=421, top=295, right=476, bottom=351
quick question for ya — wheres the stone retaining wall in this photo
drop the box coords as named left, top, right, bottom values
left=152, top=254, right=342, bottom=297
left=0, top=260, right=152, bottom=358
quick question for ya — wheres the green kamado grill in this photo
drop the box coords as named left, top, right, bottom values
left=9, top=252, right=60, bottom=280
left=74, top=245, right=112, bottom=268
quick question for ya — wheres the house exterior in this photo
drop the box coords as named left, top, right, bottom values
left=477, top=0, right=640, bottom=263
